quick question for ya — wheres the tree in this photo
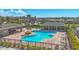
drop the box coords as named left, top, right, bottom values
left=24, top=16, right=31, bottom=30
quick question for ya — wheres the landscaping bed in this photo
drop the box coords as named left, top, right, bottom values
left=67, top=29, right=79, bottom=50
left=0, top=41, right=52, bottom=50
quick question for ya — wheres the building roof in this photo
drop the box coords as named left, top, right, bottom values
left=43, top=22, right=65, bottom=26
left=0, top=23, right=24, bottom=30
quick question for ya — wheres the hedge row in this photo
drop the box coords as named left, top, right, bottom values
left=67, top=29, right=79, bottom=50
left=0, top=41, right=52, bottom=50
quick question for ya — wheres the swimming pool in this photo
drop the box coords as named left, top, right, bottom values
left=21, top=30, right=57, bottom=42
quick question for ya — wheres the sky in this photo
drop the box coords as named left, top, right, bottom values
left=0, top=9, right=79, bottom=17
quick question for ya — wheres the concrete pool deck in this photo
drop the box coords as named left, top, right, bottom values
left=1, top=28, right=67, bottom=49
left=2, top=28, right=40, bottom=40
left=2, top=32, right=24, bottom=40
left=2, top=28, right=66, bottom=45
left=43, top=32, right=66, bottom=45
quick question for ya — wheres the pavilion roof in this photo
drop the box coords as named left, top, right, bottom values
left=43, top=22, right=65, bottom=26
left=0, top=23, right=24, bottom=30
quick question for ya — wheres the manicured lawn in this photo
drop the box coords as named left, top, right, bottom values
left=31, top=25, right=43, bottom=28
left=66, top=24, right=79, bottom=28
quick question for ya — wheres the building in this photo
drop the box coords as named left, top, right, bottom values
left=29, top=17, right=38, bottom=25
left=0, top=23, right=24, bottom=38
left=25, top=15, right=38, bottom=25
left=42, top=22, right=66, bottom=31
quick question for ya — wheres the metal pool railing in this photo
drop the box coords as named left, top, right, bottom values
left=0, top=38, right=59, bottom=50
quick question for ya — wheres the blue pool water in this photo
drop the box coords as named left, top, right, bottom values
left=21, top=30, right=56, bottom=42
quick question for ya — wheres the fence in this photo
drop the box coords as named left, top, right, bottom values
left=0, top=38, right=59, bottom=50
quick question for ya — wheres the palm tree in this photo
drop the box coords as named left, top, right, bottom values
left=27, top=14, right=31, bottom=19
left=6, top=16, right=10, bottom=23
left=24, top=15, right=31, bottom=30
left=0, top=16, right=2, bottom=24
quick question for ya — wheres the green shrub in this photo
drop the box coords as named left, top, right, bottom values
left=11, top=43, right=16, bottom=48
left=47, top=48, right=52, bottom=50
left=31, top=46, right=40, bottom=50
left=6, top=42, right=12, bottom=48
left=67, top=29, right=79, bottom=50
left=26, top=45, right=47, bottom=50
left=2, top=42, right=8, bottom=47
left=40, top=47, right=46, bottom=50
left=0, top=41, right=51, bottom=50
left=19, top=45, right=25, bottom=50
left=26, top=45, right=32, bottom=50
left=15, top=44, right=20, bottom=48
left=0, top=41, right=4, bottom=46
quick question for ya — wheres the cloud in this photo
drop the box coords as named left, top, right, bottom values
left=14, top=10, right=18, bottom=13
left=0, top=10, right=5, bottom=16
left=10, top=9, right=14, bottom=12
left=0, top=9, right=27, bottom=16
left=5, top=12, right=12, bottom=16
left=9, top=9, right=27, bottom=16
left=0, top=10, right=4, bottom=13
left=18, top=9, right=26, bottom=15
left=0, top=10, right=10, bottom=16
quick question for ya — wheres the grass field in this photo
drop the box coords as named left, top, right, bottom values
left=31, top=25, right=43, bottom=28
left=65, top=24, right=79, bottom=28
